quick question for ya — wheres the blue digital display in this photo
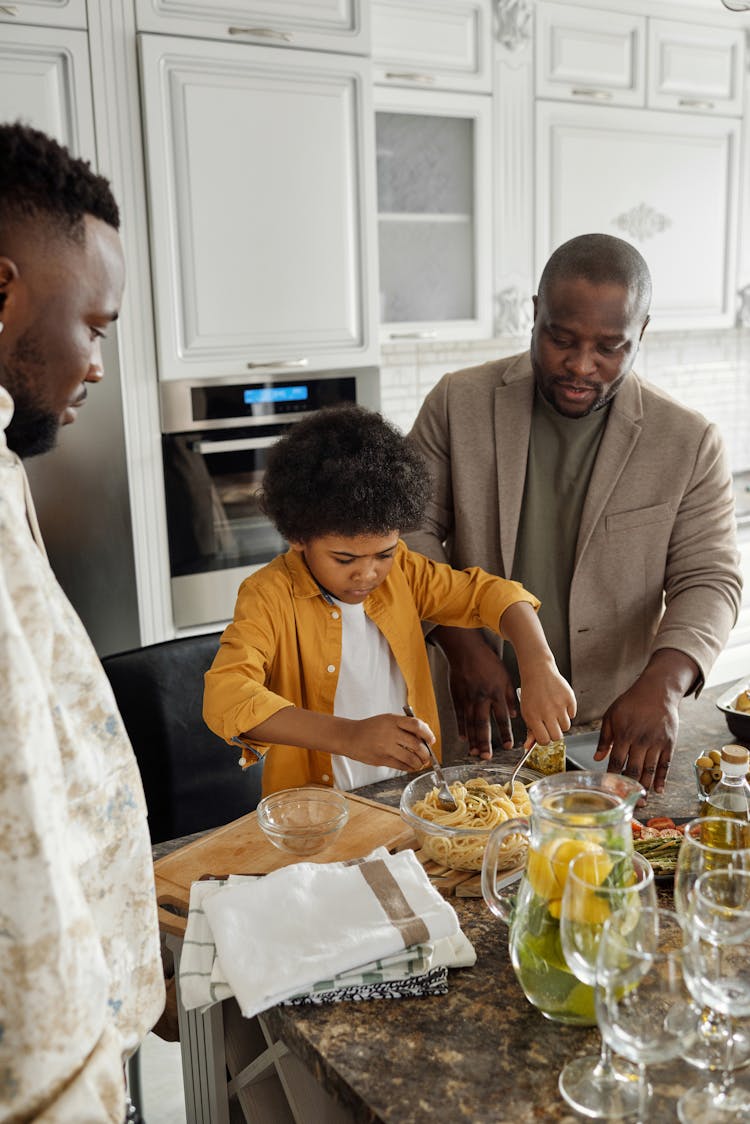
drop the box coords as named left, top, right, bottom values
left=243, top=386, right=309, bottom=405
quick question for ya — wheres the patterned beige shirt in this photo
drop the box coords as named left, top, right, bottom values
left=0, top=387, right=164, bottom=1122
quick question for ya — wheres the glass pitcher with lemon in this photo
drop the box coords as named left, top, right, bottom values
left=481, top=770, right=643, bottom=1026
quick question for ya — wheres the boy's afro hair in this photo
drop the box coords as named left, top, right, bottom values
left=260, top=403, right=431, bottom=542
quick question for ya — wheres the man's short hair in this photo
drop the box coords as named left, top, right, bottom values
left=539, top=233, right=652, bottom=319
left=0, top=122, right=120, bottom=242
left=260, top=403, right=431, bottom=543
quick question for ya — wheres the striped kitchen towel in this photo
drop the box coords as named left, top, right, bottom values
left=179, top=848, right=474, bottom=1017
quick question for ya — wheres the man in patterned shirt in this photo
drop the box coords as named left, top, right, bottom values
left=0, top=123, right=164, bottom=1122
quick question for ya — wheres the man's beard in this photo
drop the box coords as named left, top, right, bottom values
left=4, top=402, right=59, bottom=458
left=2, top=327, right=60, bottom=458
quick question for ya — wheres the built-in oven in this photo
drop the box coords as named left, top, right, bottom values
left=160, top=367, right=380, bottom=629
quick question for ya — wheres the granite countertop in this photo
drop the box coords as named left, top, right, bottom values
left=262, top=683, right=750, bottom=1124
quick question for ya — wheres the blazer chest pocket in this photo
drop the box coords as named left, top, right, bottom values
left=605, top=503, right=673, bottom=533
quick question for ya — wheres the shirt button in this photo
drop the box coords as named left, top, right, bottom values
left=327, top=664, right=336, bottom=673
left=331, top=610, right=340, bottom=620
left=322, top=774, right=330, bottom=782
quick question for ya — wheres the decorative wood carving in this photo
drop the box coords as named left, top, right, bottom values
left=613, top=202, right=672, bottom=242
left=494, top=285, right=532, bottom=337
left=495, top=0, right=532, bottom=52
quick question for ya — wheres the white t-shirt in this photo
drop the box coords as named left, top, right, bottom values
left=331, top=596, right=408, bottom=790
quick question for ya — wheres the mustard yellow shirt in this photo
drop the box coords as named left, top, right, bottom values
left=203, top=542, right=539, bottom=794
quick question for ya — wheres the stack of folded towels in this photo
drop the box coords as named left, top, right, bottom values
left=179, top=846, right=476, bottom=1018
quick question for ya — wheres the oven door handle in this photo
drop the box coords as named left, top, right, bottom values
left=190, top=435, right=280, bottom=454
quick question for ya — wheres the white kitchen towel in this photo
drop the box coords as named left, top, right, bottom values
left=178, top=870, right=475, bottom=1014
left=196, top=848, right=462, bottom=1018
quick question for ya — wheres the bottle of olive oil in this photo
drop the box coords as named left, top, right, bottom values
left=703, top=744, right=750, bottom=849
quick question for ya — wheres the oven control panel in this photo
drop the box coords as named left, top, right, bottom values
left=160, top=367, right=379, bottom=433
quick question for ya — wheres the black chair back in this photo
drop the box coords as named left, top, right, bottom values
left=102, top=632, right=262, bottom=844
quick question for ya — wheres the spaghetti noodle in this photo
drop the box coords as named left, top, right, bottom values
left=412, top=777, right=531, bottom=872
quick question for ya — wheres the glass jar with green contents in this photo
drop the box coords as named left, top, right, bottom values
left=481, top=771, right=644, bottom=1025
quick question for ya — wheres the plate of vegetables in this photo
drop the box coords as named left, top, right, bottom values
left=631, top=817, right=687, bottom=879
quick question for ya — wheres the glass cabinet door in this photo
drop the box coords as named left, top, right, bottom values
left=375, top=87, right=492, bottom=340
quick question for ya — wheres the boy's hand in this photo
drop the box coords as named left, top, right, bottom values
left=247, top=707, right=435, bottom=771
left=345, top=714, right=435, bottom=772
left=499, top=602, right=576, bottom=747
left=518, top=659, right=577, bottom=748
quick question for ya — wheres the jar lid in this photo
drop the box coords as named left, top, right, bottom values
left=721, top=744, right=750, bottom=773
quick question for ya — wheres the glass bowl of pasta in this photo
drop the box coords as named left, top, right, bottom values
left=399, top=762, right=542, bottom=873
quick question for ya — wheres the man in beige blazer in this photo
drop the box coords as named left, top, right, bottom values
left=407, top=233, right=742, bottom=798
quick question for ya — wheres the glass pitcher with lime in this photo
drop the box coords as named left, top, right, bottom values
left=481, top=770, right=644, bottom=1026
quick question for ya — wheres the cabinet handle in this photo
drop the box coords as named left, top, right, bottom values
left=0, top=6, right=18, bottom=14
left=678, top=98, right=715, bottom=110
left=388, top=331, right=438, bottom=340
left=191, top=435, right=282, bottom=454
left=571, top=88, right=613, bottom=100
left=246, top=358, right=309, bottom=370
left=228, top=26, right=292, bottom=42
left=384, top=71, right=435, bottom=85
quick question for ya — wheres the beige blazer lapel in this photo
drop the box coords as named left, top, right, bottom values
left=494, top=357, right=535, bottom=578
left=574, top=374, right=644, bottom=568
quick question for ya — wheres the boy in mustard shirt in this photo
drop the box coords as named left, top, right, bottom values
left=203, top=405, right=575, bottom=795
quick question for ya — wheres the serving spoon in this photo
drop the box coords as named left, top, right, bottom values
left=403, top=704, right=458, bottom=811
left=504, top=742, right=537, bottom=795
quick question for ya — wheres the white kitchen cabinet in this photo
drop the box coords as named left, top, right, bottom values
left=0, top=22, right=95, bottom=158
left=536, top=2, right=746, bottom=116
left=134, top=0, right=368, bottom=55
left=375, top=85, right=492, bottom=340
left=647, top=19, right=745, bottom=117
left=535, top=100, right=740, bottom=329
left=535, top=1, right=646, bottom=108
left=138, top=35, right=379, bottom=381
left=372, top=0, right=492, bottom=94
left=0, top=0, right=86, bottom=28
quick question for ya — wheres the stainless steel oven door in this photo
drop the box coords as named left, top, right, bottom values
left=160, top=367, right=379, bottom=628
left=163, top=426, right=288, bottom=628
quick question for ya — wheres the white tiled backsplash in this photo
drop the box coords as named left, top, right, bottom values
left=380, top=328, right=750, bottom=475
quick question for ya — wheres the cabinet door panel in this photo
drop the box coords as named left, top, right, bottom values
left=134, top=0, right=368, bottom=54
left=0, top=1, right=86, bottom=28
left=139, top=36, right=377, bottom=379
left=536, top=1, right=645, bottom=108
left=536, top=102, right=740, bottom=329
left=0, top=24, right=95, bottom=158
left=648, top=20, right=745, bottom=116
left=373, top=0, right=491, bottom=93
left=375, top=87, right=492, bottom=339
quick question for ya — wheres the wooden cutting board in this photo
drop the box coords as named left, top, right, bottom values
left=154, top=792, right=417, bottom=936
left=413, top=850, right=525, bottom=899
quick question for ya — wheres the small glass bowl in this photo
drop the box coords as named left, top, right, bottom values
left=399, top=761, right=542, bottom=873
left=693, top=752, right=722, bottom=802
left=694, top=748, right=750, bottom=803
left=256, top=786, right=349, bottom=856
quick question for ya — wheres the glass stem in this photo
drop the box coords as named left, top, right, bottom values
left=637, top=1063, right=649, bottom=1123
left=718, top=1022, right=737, bottom=1101
left=591, top=1034, right=616, bottom=1083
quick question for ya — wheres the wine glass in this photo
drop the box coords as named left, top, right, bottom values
left=674, top=816, right=750, bottom=916
left=596, top=907, right=697, bottom=1123
left=678, top=868, right=750, bottom=1123
left=673, top=816, right=750, bottom=1074
left=558, top=850, right=657, bottom=1117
